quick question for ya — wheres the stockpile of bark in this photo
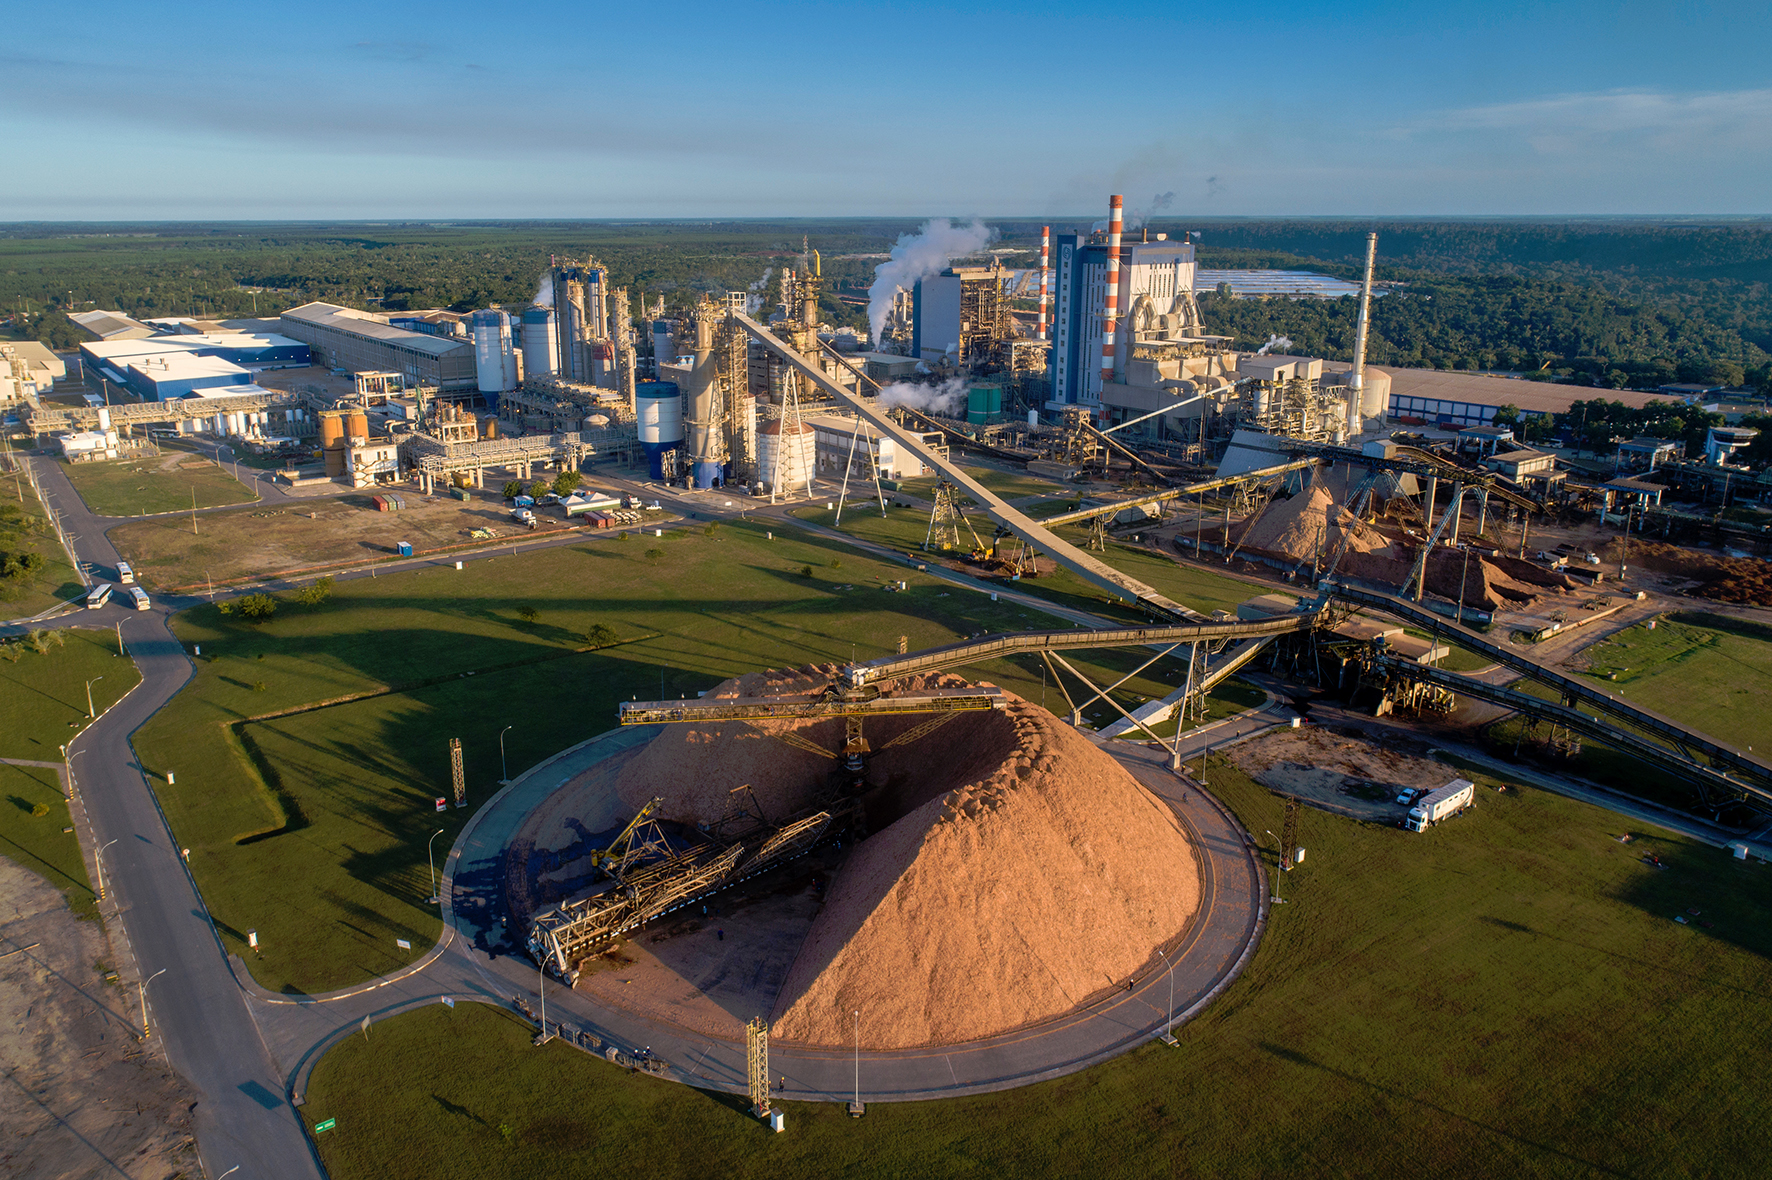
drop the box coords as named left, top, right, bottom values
left=1597, top=539, right=1772, bottom=606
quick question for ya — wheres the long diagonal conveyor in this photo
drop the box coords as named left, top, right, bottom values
left=733, top=311, right=1200, bottom=621
left=1328, top=581, right=1772, bottom=798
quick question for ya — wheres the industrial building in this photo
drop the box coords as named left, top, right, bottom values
left=77, top=332, right=311, bottom=401
left=69, top=310, right=155, bottom=341
left=0, top=341, right=64, bottom=400
left=804, top=411, right=940, bottom=482
left=279, top=302, right=477, bottom=391
left=1195, top=270, right=1368, bottom=299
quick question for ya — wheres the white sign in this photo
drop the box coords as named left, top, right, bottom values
left=441, top=996, right=455, bottom=1008
left=247, top=930, right=258, bottom=949
left=396, top=938, right=411, bottom=950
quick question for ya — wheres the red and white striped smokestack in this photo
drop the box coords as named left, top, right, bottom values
left=1037, top=226, right=1051, bottom=342
left=1101, top=195, right=1123, bottom=388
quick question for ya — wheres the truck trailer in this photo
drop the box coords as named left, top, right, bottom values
left=1405, top=778, right=1475, bottom=832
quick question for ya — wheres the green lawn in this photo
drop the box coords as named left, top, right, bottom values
left=61, top=452, right=256, bottom=517
left=0, top=628, right=140, bottom=918
left=894, top=464, right=1071, bottom=502
left=1574, top=614, right=1772, bottom=753
left=299, top=752, right=1772, bottom=1180
left=136, top=520, right=1239, bottom=994
left=793, top=504, right=1263, bottom=621
left=0, top=461, right=84, bottom=617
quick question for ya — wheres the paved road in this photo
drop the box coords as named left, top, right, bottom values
left=26, top=454, right=326, bottom=1180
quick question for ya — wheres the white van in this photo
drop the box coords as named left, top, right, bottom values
left=85, top=583, right=113, bottom=610
left=116, top=561, right=135, bottom=585
left=128, top=586, right=151, bottom=611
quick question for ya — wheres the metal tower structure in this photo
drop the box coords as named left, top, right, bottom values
left=747, top=1017, right=772, bottom=1118
left=449, top=738, right=466, bottom=809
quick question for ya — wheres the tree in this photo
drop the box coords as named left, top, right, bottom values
left=644, top=548, right=665, bottom=564
left=552, top=470, right=582, bottom=497
left=529, top=481, right=552, bottom=500
left=502, top=480, right=523, bottom=501
left=583, top=623, right=617, bottom=648
left=517, top=604, right=538, bottom=624
left=236, top=593, right=278, bottom=622
left=295, top=576, right=334, bottom=607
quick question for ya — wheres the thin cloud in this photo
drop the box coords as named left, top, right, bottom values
left=1402, top=87, right=1772, bottom=147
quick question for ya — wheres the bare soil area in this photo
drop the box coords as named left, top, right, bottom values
left=108, top=480, right=667, bottom=591
left=1228, top=724, right=1461, bottom=823
left=0, top=858, right=198, bottom=1179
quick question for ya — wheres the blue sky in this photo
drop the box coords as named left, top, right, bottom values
left=3, top=0, right=1769, bottom=219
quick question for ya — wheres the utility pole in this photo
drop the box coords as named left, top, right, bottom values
left=190, top=487, right=198, bottom=535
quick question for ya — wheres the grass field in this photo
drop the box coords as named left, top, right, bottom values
left=894, top=464, right=1073, bottom=503
left=792, top=503, right=1262, bottom=621
left=135, top=519, right=1248, bottom=994
left=0, top=628, right=140, bottom=919
left=1574, top=613, right=1772, bottom=753
left=299, top=752, right=1772, bottom=1180
left=0, top=461, right=84, bottom=617
left=61, top=452, right=256, bottom=517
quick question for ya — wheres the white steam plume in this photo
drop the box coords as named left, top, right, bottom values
left=1254, top=334, right=1293, bottom=356
left=533, top=272, right=553, bottom=308
left=867, top=218, right=996, bottom=344
left=873, top=376, right=968, bottom=416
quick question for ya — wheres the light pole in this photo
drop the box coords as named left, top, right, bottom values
left=499, top=725, right=513, bottom=784
left=538, top=958, right=546, bottom=1040
left=85, top=676, right=103, bottom=718
left=427, top=828, right=445, bottom=905
left=139, top=967, right=167, bottom=1040
left=1264, top=830, right=1286, bottom=905
left=1458, top=543, right=1473, bottom=625
left=853, top=1009, right=862, bottom=1115
left=1158, top=947, right=1175, bottom=1037
left=95, top=838, right=118, bottom=901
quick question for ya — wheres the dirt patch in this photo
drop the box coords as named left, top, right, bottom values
left=1228, top=725, right=1458, bottom=822
left=0, top=858, right=198, bottom=1179
left=109, top=481, right=667, bottom=591
left=1596, top=539, right=1772, bottom=606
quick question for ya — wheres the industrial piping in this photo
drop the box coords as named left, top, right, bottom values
left=1101, top=196, right=1123, bottom=390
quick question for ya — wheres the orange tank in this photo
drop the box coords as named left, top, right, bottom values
left=318, top=410, right=345, bottom=449
left=346, top=410, right=370, bottom=441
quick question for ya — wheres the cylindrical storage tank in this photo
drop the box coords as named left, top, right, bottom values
left=347, top=410, right=369, bottom=443
left=480, top=416, right=499, bottom=440
left=1360, top=368, right=1391, bottom=420
left=635, top=381, right=683, bottom=480
left=758, top=419, right=815, bottom=493
left=323, top=446, right=345, bottom=476
left=521, top=306, right=557, bottom=379
left=471, top=309, right=514, bottom=394
left=651, top=320, right=673, bottom=371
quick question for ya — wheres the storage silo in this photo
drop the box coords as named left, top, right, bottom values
left=635, top=381, right=683, bottom=479
left=346, top=409, right=370, bottom=444
left=651, top=320, right=674, bottom=372
left=471, top=309, right=517, bottom=394
left=758, top=418, right=815, bottom=494
left=521, top=306, right=557, bottom=379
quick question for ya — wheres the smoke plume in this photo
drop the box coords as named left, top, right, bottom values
left=533, top=272, right=553, bottom=308
left=1254, top=334, right=1293, bottom=356
left=867, top=218, right=995, bottom=345
left=1125, top=191, right=1175, bottom=231
left=873, top=376, right=968, bottom=416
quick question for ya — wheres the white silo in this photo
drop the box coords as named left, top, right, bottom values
left=758, top=418, right=815, bottom=495
left=471, top=310, right=516, bottom=394
left=521, top=306, right=557, bottom=380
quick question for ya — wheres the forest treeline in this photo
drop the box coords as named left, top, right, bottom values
left=4, top=218, right=1770, bottom=391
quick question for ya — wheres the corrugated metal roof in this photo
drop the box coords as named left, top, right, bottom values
left=280, top=303, right=474, bottom=358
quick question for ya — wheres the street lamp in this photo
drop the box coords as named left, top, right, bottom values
left=1264, top=830, right=1286, bottom=905
left=427, top=828, right=445, bottom=905
left=95, top=838, right=118, bottom=901
left=499, top=725, right=514, bottom=784
left=139, top=967, right=167, bottom=1040
left=85, top=676, right=104, bottom=718
left=852, top=1009, right=863, bottom=1116
left=1158, top=947, right=1175, bottom=1038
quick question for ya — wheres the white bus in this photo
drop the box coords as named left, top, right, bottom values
left=84, top=583, right=113, bottom=610
left=127, top=586, right=151, bottom=611
left=115, top=561, right=135, bottom=585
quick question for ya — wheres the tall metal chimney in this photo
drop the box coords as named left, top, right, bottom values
left=1347, top=231, right=1377, bottom=437
left=1037, top=225, right=1051, bottom=343
left=1101, top=195, right=1123, bottom=391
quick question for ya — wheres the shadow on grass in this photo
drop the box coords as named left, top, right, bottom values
left=1257, top=1041, right=1632, bottom=1178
